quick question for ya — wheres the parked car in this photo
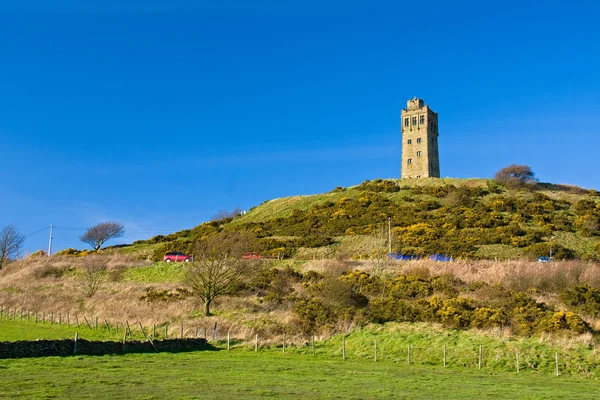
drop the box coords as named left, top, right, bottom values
left=388, top=253, right=421, bottom=261
left=537, top=256, right=552, bottom=263
left=429, top=254, right=454, bottom=262
left=242, top=252, right=262, bottom=259
left=163, top=252, right=191, bottom=262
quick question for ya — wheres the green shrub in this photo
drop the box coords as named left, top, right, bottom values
left=341, top=270, right=380, bottom=295
left=370, top=299, right=417, bottom=323
left=560, top=285, right=600, bottom=316
left=54, top=248, right=84, bottom=256
left=511, top=304, right=548, bottom=335
left=486, top=179, right=504, bottom=194
left=356, top=179, right=400, bottom=193
left=293, top=299, right=336, bottom=335
left=301, top=270, right=323, bottom=287
left=575, top=214, right=600, bottom=237
left=526, top=242, right=575, bottom=260
left=431, top=274, right=462, bottom=297
left=539, top=311, right=589, bottom=333
left=573, top=199, right=597, bottom=215
left=437, top=297, right=474, bottom=329
left=387, top=274, right=433, bottom=299
left=471, top=307, right=509, bottom=328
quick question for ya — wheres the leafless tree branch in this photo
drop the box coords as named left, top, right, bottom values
left=79, top=222, right=125, bottom=251
left=0, top=225, right=25, bottom=269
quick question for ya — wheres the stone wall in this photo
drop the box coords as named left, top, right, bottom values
left=0, top=338, right=208, bottom=358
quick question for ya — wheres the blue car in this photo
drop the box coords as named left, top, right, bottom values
left=388, top=253, right=421, bottom=261
left=537, top=256, right=552, bottom=263
left=429, top=254, right=454, bottom=262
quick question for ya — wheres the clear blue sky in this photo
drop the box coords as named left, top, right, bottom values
left=1, top=0, right=599, bottom=254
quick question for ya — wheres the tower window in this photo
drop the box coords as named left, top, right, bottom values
left=417, top=151, right=422, bottom=156
left=417, top=138, right=422, bottom=143
left=404, top=118, right=409, bottom=127
left=412, top=117, right=417, bottom=125
left=407, top=159, right=412, bottom=164
left=419, top=115, right=425, bottom=124
left=407, top=139, right=412, bottom=144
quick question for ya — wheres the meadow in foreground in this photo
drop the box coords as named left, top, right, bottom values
left=1, top=319, right=600, bottom=399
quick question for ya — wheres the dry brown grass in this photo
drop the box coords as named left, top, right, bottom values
left=299, top=258, right=600, bottom=292
left=0, top=254, right=301, bottom=341
left=2, top=255, right=600, bottom=343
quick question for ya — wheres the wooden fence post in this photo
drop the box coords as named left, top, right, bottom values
left=342, top=337, right=346, bottom=360
left=555, top=352, right=559, bottom=377
left=42, top=311, right=45, bottom=324
left=50, top=312, right=53, bottom=324
left=95, top=316, right=99, bottom=330
left=255, top=334, right=258, bottom=352
left=73, top=333, right=78, bottom=355
left=181, top=323, right=184, bottom=339
left=407, top=345, right=410, bottom=364
left=139, top=322, right=158, bottom=352
left=374, top=340, right=377, bottom=362
left=283, top=333, right=286, bottom=353
left=59, top=312, right=62, bottom=326
left=312, top=335, right=315, bottom=356
left=153, top=324, right=156, bottom=340
left=165, top=324, right=169, bottom=339
left=227, top=331, right=230, bottom=350
left=479, top=345, right=482, bottom=370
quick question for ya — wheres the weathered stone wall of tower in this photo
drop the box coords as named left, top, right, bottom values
left=401, top=97, right=440, bottom=179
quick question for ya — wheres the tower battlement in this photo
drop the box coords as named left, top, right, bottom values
left=401, top=98, right=440, bottom=179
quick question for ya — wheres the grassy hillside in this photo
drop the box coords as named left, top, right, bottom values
left=120, top=178, right=600, bottom=262
left=2, top=178, right=599, bottom=380
left=4, top=347, right=600, bottom=399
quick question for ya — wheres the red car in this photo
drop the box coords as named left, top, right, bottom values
left=163, top=252, right=191, bottom=262
left=242, top=252, right=262, bottom=259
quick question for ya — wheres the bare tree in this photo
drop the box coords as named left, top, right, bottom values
left=0, top=225, right=25, bottom=269
left=184, top=232, right=257, bottom=316
left=79, top=256, right=107, bottom=298
left=79, top=222, right=125, bottom=251
left=211, top=207, right=245, bottom=222
left=494, top=164, right=537, bottom=188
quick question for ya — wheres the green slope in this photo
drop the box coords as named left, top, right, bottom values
left=117, top=178, right=600, bottom=261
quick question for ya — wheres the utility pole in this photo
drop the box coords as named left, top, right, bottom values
left=48, top=224, right=53, bottom=256
left=388, top=217, right=392, bottom=255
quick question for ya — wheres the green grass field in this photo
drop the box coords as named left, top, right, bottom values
left=2, top=319, right=600, bottom=399
left=121, top=262, right=186, bottom=283
left=2, top=346, right=600, bottom=399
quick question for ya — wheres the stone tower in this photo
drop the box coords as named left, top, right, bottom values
left=401, top=97, right=440, bottom=179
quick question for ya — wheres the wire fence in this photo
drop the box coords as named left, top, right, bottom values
left=0, top=304, right=594, bottom=377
